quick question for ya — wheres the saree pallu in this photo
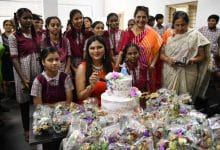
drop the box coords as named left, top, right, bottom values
left=162, top=29, right=211, bottom=101
left=118, top=26, right=162, bottom=91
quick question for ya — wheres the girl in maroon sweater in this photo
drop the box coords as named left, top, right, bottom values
left=9, top=8, right=41, bottom=141
left=31, top=46, right=73, bottom=106
left=65, top=9, right=92, bottom=73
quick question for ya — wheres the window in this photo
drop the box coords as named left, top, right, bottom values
left=166, top=1, right=197, bottom=28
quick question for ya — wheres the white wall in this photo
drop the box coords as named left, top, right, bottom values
left=147, top=0, right=220, bottom=28
left=58, top=0, right=104, bottom=31
left=195, top=0, right=220, bottom=28
left=43, top=0, right=58, bottom=19
left=0, top=0, right=42, bottom=30
left=1, top=0, right=220, bottom=31
left=104, top=0, right=149, bottom=29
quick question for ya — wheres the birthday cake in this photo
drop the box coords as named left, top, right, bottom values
left=101, top=64, right=141, bottom=112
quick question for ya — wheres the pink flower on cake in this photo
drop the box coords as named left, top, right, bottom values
left=106, top=72, right=123, bottom=80
left=111, top=72, right=120, bottom=80
left=129, top=87, right=141, bottom=97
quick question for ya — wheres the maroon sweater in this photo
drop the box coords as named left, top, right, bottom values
left=37, top=72, right=67, bottom=104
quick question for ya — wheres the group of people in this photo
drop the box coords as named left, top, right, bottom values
left=0, top=5, right=219, bottom=150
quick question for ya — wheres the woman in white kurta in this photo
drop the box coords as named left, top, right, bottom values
left=160, top=11, right=211, bottom=101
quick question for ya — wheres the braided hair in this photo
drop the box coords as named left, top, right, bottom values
left=45, top=16, right=63, bottom=47
left=69, top=9, right=86, bottom=39
left=14, top=8, right=36, bottom=38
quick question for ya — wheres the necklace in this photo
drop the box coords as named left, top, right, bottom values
left=92, top=64, right=103, bottom=73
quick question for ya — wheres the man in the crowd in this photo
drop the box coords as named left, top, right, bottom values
left=147, top=15, right=155, bottom=27
left=199, top=14, right=220, bottom=90
left=154, top=13, right=166, bottom=36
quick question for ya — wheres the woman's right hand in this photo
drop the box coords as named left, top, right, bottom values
left=166, top=57, right=176, bottom=65
left=89, top=72, right=99, bottom=88
left=115, top=51, right=123, bottom=69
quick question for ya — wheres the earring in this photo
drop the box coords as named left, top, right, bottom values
left=18, top=22, right=21, bottom=28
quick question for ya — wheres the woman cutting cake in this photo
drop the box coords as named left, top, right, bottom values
left=75, top=35, right=113, bottom=106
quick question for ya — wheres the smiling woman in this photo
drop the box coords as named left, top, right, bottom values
left=117, top=5, right=162, bottom=92
left=75, top=35, right=113, bottom=106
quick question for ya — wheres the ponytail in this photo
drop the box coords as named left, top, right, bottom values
left=14, top=13, right=21, bottom=34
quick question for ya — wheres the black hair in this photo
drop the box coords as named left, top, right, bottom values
left=3, top=19, right=14, bottom=28
left=208, top=14, right=219, bottom=23
left=134, top=6, right=149, bottom=18
left=67, top=19, right=71, bottom=26
left=85, top=35, right=113, bottom=85
left=155, top=14, right=164, bottom=21
left=69, top=9, right=86, bottom=39
left=148, top=16, right=155, bottom=21
left=40, top=46, right=59, bottom=68
left=91, top=21, right=104, bottom=29
left=32, top=14, right=41, bottom=20
left=39, top=18, right=43, bottom=22
left=14, top=8, right=36, bottom=37
left=121, top=42, right=140, bottom=64
left=106, top=12, right=119, bottom=27
left=84, top=17, right=93, bottom=24
left=172, top=11, right=189, bottom=27
left=127, top=19, right=135, bottom=25
left=45, top=16, right=63, bottom=47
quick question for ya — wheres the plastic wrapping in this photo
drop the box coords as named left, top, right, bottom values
left=101, top=117, right=154, bottom=150
left=52, top=102, right=75, bottom=134
left=32, top=105, right=53, bottom=135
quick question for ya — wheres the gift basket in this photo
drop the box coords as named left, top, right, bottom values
left=101, top=116, right=154, bottom=150
left=52, top=102, right=76, bottom=134
left=32, top=102, right=80, bottom=135
left=32, top=105, right=54, bottom=135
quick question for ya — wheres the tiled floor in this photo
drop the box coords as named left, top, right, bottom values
left=0, top=86, right=219, bottom=150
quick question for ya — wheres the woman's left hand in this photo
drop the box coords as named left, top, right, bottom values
left=188, top=58, right=196, bottom=65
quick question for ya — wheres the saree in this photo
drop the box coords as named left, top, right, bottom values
left=162, top=29, right=211, bottom=101
left=118, top=26, right=162, bottom=91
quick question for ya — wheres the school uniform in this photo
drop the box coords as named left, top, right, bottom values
left=107, top=29, right=123, bottom=56
left=9, top=32, right=41, bottom=131
left=40, top=34, right=71, bottom=72
left=31, top=71, right=74, bottom=103
left=65, top=28, right=92, bottom=67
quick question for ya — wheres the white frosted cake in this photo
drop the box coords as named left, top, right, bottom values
left=101, top=71, right=141, bottom=112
